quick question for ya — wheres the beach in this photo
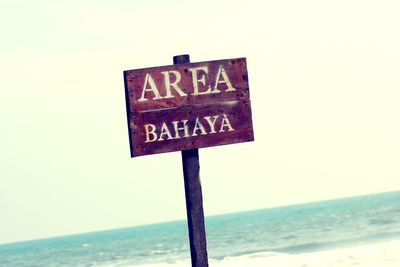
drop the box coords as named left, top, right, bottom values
left=135, top=240, right=400, bottom=267
left=1, top=191, right=399, bottom=267
left=215, top=240, right=400, bottom=267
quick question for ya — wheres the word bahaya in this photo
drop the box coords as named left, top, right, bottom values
left=138, top=65, right=236, bottom=102
left=144, top=114, right=234, bottom=143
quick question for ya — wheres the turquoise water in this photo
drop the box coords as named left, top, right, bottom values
left=1, top=191, right=399, bottom=266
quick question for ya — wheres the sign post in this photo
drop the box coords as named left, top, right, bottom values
left=123, top=54, right=254, bottom=267
left=174, top=55, right=208, bottom=267
left=124, top=56, right=253, bottom=157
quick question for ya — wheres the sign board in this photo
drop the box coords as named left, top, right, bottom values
left=123, top=58, right=254, bottom=157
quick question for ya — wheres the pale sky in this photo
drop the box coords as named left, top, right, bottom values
left=1, top=0, right=399, bottom=245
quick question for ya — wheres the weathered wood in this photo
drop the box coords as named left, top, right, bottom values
left=124, top=58, right=249, bottom=112
left=130, top=100, right=254, bottom=156
left=123, top=57, right=254, bottom=157
left=176, top=55, right=209, bottom=267
left=182, top=148, right=208, bottom=267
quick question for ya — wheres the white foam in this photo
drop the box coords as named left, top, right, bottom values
left=216, top=240, right=400, bottom=267
left=123, top=239, right=400, bottom=267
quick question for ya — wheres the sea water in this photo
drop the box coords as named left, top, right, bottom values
left=1, top=191, right=399, bottom=267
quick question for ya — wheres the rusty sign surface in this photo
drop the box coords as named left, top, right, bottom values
left=123, top=58, right=254, bottom=157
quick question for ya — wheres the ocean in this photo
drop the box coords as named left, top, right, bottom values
left=1, top=191, right=400, bottom=267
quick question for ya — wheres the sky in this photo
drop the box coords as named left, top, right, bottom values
left=1, top=0, right=399, bottom=245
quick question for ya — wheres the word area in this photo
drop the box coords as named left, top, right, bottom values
left=138, top=65, right=236, bottom=102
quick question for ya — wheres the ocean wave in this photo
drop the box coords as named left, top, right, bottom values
left=369, top=218, right=397, bottom=225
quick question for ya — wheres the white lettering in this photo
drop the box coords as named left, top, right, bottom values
left=214, top=65, right=236, bottom=92
left=136, top=64, right=238, bottom=102
left=204, top=115, right=219, bottom=134
left=158, top=122, right=173, bottom=141
left=219, top=114, right=235, bottom=132
left=138, top=73, right=162, bottom=102
left=172, top=120, right=189, bottom=139
left=189, top=66, right=212, bottom=95
left=144, top=124, right=157, bottom=142
left=192, top=117, right=207, bottom=136
left=143, top=114, right=236, bottom=143
left=161, top=70, right=187, bottom=98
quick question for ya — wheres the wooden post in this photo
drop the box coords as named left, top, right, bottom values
left=173, top=54, right=209, bottom=267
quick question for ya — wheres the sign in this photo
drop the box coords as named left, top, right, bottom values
left=124, top=58, right=254, bottom=157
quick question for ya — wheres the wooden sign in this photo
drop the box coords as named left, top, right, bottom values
left=124, top=58, right=254, bottom=157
